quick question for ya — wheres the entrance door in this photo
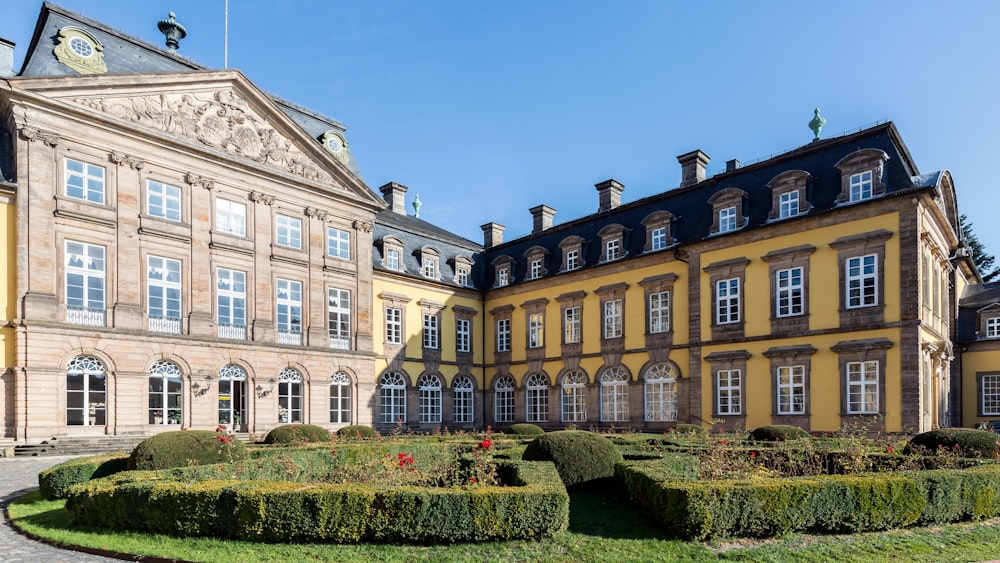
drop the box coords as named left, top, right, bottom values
left=218, top=364, right=248, bottom=430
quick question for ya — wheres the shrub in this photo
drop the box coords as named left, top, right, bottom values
left=749, top=425, right=810, bottom=442
left=508, top=423, right=544, bottom=436
left=38, top=454, right=129, bottom=499
left=336, top=425, right=379, bottom=439
left=128, top=430, right=248, bottom=471
left=907, top=428, right=1000, bottom=458
left=672, top=424, right=706, bottom=436
left=522, top=430, right=623, bottom=487
left=264, top=424, right=332, bottom=444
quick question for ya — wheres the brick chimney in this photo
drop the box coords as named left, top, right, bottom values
left=595, top=179, right=624, bottom=212
left=0, top=38, right=14, bottom=78
left=378, top=182, right=408, bottom=215
left=677, top=150, right=710, bottom=187
left=529, top=205, right=556, bottom=233
left=481, top=222, right=505, bottom=248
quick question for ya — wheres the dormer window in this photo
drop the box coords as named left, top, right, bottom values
left=380, top=236, right=405, bottom=272
left=850, top=171, right=873, bottom=202
left=530, top=260, right=542, bottom=279
left=779, top=192, right=799, bottom=218
left=523, top=246, right=548, bottom=281
left=978, top=305, right=1000, bottom=339
left=708, top=188, right=748, bottom=235
left=385, top=250, right=399, bottom=270
left=419, top=246, right=442, bottom=280
left=767, top=170, right=812, bottom=221
left=719, top=207, right=737, bottom=233
left=423, top=258, right=437, bottom=278
left=559, top=235, right=585, bottom=272
left=451, top=255, right=474, bottom=287
left=835, top=148, right=889, bottom=205
left=988, top=317, right=1000, bottom=338
left=457, top=268, right=469, bottom=286
left=598, top=224, right=627, bottom=263
left=606, top=239, right=621, bottom=261
left=492, top=255, right=514, bottom=288
left=642, top=210, right=677, bottom=252
left=498, top=267, right=509, bottom=286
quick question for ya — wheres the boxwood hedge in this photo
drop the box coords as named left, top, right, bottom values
left=38, top=454, right=129, bottom=500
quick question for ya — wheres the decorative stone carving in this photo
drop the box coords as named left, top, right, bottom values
left=249, top=191, right=275, bottom=205
left=18, top=127, right=60, bottom=146
left=304, top=207, right=329, bottom=221
left=184, top=173, right=215, bottom=190
left=54, top=27, right=107, bottom=75
left=109, top=151, right=144, bottom=170
left=353, top=219, right=373, bottom=233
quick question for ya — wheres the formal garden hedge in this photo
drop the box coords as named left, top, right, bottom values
left=128, top=430, right=248, bottom=470
left=522, top=430, right=623, bottom=487
left=38, top=454, right=129, bottom=500
left=263, top=424, right=332, bottom=444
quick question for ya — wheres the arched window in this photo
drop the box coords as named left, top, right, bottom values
left=278, top=368, right=303, bottom=423
left=418, top=373, right=442, bottom=424
left=525, top=373, right=550, bottom=423
left=494, top=375, right=515, bottom=423
left=148, top=360, right=182, bottom=425
left=67, top=355, right=106, bottom=426
left=453, top=376, right=474, bottom=424
left=560, top=370, right=587, bottom=422
left=330, top=371, right=352, bottom=424
left=380, top=371, right=407, bottom=424
left=644, top=363, right=678, bottom=421
left=600, top=366, right=630, bottom=422
left=218, top=364, right=247, bottom=426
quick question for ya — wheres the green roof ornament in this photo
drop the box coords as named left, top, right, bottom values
left=412, top=194, right=422, bottom=218
left=157, top=12, right=187, bottom=52
left=809, top=108, right=826, bottom=141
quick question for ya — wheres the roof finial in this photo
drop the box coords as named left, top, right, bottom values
left=809, top=108, right=826, bottom=141
left=412, top=194, right=422, bottom=218
left=157, top=12, right=187, bottom=52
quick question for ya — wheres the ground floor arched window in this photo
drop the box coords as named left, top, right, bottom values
left=494, top=375, right=515, bottom=423
left=330, top=371, right=352, bottom=424
left=148, top=360, right=182, bottom=425
left=380, top=371, right=407, bottom=424
left=561, top=370, right=587, bottom=422
left=644, top=363, right=678, bottom=421
left=453, top=375, right=474, bottom=423
left=218, top=364, right=247, bottom=426
left=526, top=373, right=550, bottom=423
left=418, top=373, right=442, bottom=424
left=600, top=366, right=630, bottom=422
left=67, top=355, right=106, bottom=426
left=278, top=367, right=303, bottom=423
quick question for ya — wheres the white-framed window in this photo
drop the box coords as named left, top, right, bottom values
left=644, top=363, right=678, bottom=422
left=529, top=259, right=543, bottom=280
left=564, top=306, right=581, bottom=344
left=496, top=318, right=511, bottom=352
left=423, top=313, right=439, bottom=349
left=988, top=318, right=1000, bottom=338
left=276, top=214, right=302, bottom=249
left=385, top=307, right=402, bottom=345
left=982, top=374, right=1000, bottom=415
left=846, top=254, right=878, bottom=308
left=494, top=376, right=515, bottom=422
left=847, top=361, right=879, bottom=414
left=278, top=368, right=303, bottom=423
left=418, top=373, right=443, bottom=424
left=849, top=171, right=874, bottom=202
left=716, top=278, right=740, bottom=324
left=385, top=249, right=400, bottom=271
left=604, top=299, right=623, bottom=338
left=148, top=360, right=182, bottom=425
left=453, top=376, right=474, bottom=424
left=565, top=250, right=580, bottom=271
left=526, top=373, right=549, bottom=423
left=456, top=267, right=470, bottom=286
left=651, top=227, right=668, bottom=251
left=779, top=191, right=799, bottom=219
left=147, top=180, right=182, bottom=221
left=528, top=313, right=544, bottom=348
left=605, top=239, right=622, bottom=262
left=649, top=291, right=670, bottom=333
left=719, top=206, right=737, bottom=233
left=330, top=371, right=352, bottom=424
left=776, top=267, right=804, bottom=317
left=66, top=355, right=106, bottom=426
left=497, top=266, right=510, bottom=287
left=217, top=268, right=247, bottom=339
left=216, top=198, right=247, bottom=237
left=327, top=227, right=350, bottom=260
left=328, top=288, right=351, bottom=350
left=217, top=364, right=247, bottom=427
left=716, top=369, right=742, bottom=415
left=65, top=241, right=106, bottom=326
left=423, top=258, right=437, bottom=278
left=147, top=255, right=182, bottom=334
left=561, top=370, right=587, bottom=422
left=65, top=158, right=105, bottom=204
left=456, top=318, right=471, bottom=353
left=600, top=366, right=629, bottom=422
left=379, top=371, right=407, bottom=424
left=776, top=365, right=805, bottom=415
left=276, top=278, right=303, bottom=345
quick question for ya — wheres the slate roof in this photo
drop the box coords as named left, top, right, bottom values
left=373, top=209, right=483, bottom=290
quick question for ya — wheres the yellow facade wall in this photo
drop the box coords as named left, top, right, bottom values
left=962, top=345, right=1000, bottom=427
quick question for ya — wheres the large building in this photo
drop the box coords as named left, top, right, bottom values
left=0, top=3, right=997, bottom=443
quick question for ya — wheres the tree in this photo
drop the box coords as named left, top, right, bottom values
left=961, top=214, right=1000, bottom=282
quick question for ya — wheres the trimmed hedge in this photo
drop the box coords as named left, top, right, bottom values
left=65, top=460, right=568, bottom=543
left=522, top=430, right=623, bottom=487
left=907, top=428, right=1000, bottom=458
left=129, top=430, right=249, bottom=471
left=508, top=423, right=545, bottom=436
left=749, top=424, right=810, bottom=442
left=38, top=454, right=129, bottom=500
left=264, top=424, right=332, bottom=445
left=336, top=425, right=379, bottom=439
left=672, top=424, right=706, bottom=436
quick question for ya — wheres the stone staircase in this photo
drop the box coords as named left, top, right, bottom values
left=6, top=433, right=256, bottom=457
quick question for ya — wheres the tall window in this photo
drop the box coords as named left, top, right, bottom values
left=278, top=368, right=302, bottom=423
left=148, top=360, right=182, bottom=425
left=779, top=191, right=799, bottom=218
left=526, top=373, right=549, bottom=423
left=147, top=180, right=182, bottom=221
left=418, top=373, right=442, bottom=424
left=982, top=374, right=1000, bottom=415
left=65, top=241, right=105, bottom=326
left=846, top=255, right=878, bottom=308
left=456, top=318, right=471, bottom=353
left=716, top=369, right=742, bottom=415
left=65, top=158, right=105, bottom=204
left=719, top=206, right=737, bottom=233
left=564, top=306, right=581, bottom=344
left=147, top=256, right=182, bottom=334
left=644, top=363, right=678, bottom=422
left=218, top=364, right=247, bottom=426
left=423, top=313, right=439, bottom=349
left=453, top=376, right=474, bottom=423
left=496, top=318, right=511, bottom=352
left=849, top=171, right=874, bottom=202
left=605, top=239, right=621, bottom=262
left=217, top=268, right=247, bottom=339
left=649, top=291, right=670, bottom=333
left=846, top=361, right=879, bottom=414
left=385, top=249, right=400, bottom=271
left=528, top=313, right=544, bottom=348
left=328, top=288, right=351, bottom=350
left=604, top=299, right=623, bottom=338
left=66, top=355, right=106, bottom=426
left=561, top=371, right=587, bottom=422
left=276, top=214, right=302, bottom=249
left=988, top=318, right=1000, bottom=338
left=600, top=366, right=629, bottom=422
left=494, top=376, right=516, bottom=422
left=330, top=371, right=352, bottom=424
left=327, top=227, right=350, bottom=259
left=716, top=278, right=740, bottom=324
left=651, top=227, right=667, bottom=251
left=775, top=267, right=804, bottom=317
left=216, top=198, right=246, bottom=237
left=379, top=371, right=406, bottom=424
left=385, top=308, right=402, bottom=344
left=565, top=250, right=580, bottom=271
left=776, top=365, right=805, bottom=415
left=276, top=279, right=303, bottom=345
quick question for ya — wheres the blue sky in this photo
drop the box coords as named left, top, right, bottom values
left=5, top=1, right=1000, bottom=267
